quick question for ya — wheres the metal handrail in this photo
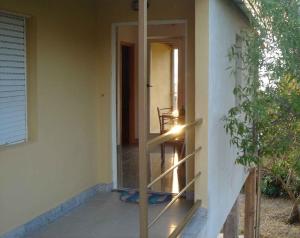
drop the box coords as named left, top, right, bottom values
left=147, top=118, right=203, bottom=150
left=139, top=117, right=203, bottom=237
left=147, top=147, right=202, bottom=189
left=148, top=171, right=202, bottom=229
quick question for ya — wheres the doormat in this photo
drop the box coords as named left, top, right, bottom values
left=119, top=191, right=172, bottom=204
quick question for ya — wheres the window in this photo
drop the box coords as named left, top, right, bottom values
left=0, top=11, right=27, bottom=146
left=172, top=48, right=179, bottom=112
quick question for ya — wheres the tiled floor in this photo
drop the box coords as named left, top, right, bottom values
left=24, top=192, right=193, bottom=238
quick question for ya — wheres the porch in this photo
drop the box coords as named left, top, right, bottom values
left=0, top=0, right=249, bottom=237
left=23, top=192, right=193, bottom=238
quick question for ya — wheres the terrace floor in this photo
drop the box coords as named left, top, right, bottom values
left=24, top=192, right=193, bottom=238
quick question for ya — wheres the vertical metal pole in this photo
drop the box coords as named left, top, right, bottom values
left=138, top=0, right=148, bottom=237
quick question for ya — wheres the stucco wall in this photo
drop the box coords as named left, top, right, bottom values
left=195, top=0, right=210, bottom=209
left=195, top=0, right=248, bottom=237
left=0, top=0, right=196, bottom=235
left=0, top=0, right=247, bottom=236
left=0, top=0, right=99, bottom=235
left=207, top=0, right=248, bottom=237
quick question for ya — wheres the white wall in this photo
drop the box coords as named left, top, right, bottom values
left=207, top=0, right=248, bottom=237
left=195, top=0, right=209, bottom=208
left=195, top=0, right=248, bottom=237
left=150, top=43, right=172, bottom=134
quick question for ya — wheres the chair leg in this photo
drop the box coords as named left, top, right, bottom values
left=180, top=143, right=185, bottom=159
left=178, top=143, right=186, bottom=191
left=173, top=144, right=176, bottom=157
left=161, top=143, right=165, bottom=166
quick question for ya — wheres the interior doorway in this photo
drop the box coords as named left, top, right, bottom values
left=121, top=43, right=136, bottom=145
left=115, top=22, right=187, bottom=194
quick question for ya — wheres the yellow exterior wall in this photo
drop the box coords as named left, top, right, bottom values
left=0, top=0, right=196, bottom=235
left=0, top=0, right=99, bottom=235
left=95, top=0, right=195, bottom=183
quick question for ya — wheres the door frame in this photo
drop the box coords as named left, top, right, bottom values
left=111, top=20, right=188, bottom=189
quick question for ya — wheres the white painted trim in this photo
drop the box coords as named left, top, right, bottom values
left=111, top=24, right=118, bottom=189
left=184, top=20, right=190, bottom=186
left=0, top=12, right=28, bottom=147
left=24, top=17, right=29, bottom=143
left=111, top=19, right=188, bottom=189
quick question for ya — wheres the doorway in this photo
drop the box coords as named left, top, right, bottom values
left=115, top=22, right=187, bottom=194
left=148, top=41, right=185, bottom=193
left=121, top=43, right=136, bottom=145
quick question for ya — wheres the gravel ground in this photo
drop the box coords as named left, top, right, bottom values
left=239, top=194, right=300, bottom=238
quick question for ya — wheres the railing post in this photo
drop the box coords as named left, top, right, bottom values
left=244, top=168, right=256, bottom=238
left=138, top=0, right=148, bottom=237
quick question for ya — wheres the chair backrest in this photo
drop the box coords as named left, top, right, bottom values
left=157, top=107, right=163, bottom=134
left=157, top=107, right=173, bottom=135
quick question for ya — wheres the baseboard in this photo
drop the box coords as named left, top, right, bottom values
left=1, top=183, right=113, bottom=238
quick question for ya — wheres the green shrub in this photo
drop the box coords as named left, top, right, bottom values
left=261, top=173, right=300, bottom=198
left=261, top=174, right=285, bottom=198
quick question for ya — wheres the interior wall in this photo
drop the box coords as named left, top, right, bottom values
left=207, top=0, right=248, bottom=237
left=95, top=0, right=196, bottom=183
left=149, top=43, right=172, bottom=134
left=0, top=0, right=99, bottom=236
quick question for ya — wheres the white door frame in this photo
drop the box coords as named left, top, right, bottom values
left=111, top=19, right=188, bottom=189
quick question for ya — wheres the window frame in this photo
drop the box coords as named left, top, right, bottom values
left=0, top=10, right=29, bottom=148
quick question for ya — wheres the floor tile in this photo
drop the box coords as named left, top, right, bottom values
left=24, top=192, right=192, bottom=238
